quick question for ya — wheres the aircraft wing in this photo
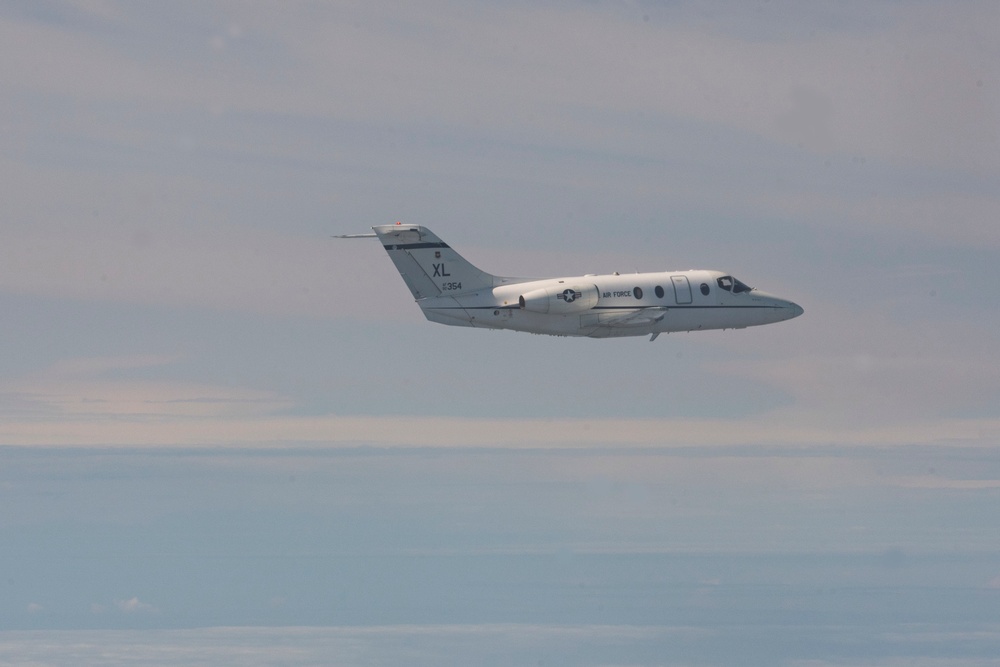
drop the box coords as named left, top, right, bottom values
left=598, top=307, right=669, bottom=327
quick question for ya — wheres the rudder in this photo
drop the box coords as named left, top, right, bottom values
left=372, top=224, right=496, bottom=300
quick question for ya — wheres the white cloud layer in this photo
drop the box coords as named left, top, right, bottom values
left=114, top=597, right=158, bottom=614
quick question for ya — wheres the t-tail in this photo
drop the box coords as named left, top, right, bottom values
left=337, top=223, right=508, bottom=300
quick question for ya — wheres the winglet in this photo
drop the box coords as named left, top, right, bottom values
left=333, top=233, right=377, bottom=238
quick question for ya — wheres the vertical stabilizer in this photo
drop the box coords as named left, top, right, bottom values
left=372, top=224, right=496, bottom=299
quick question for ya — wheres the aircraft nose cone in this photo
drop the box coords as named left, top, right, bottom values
left=789, top=302, right=804, bottom=318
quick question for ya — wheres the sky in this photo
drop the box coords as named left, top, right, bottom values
left=1, top=1, right=999, bottom=665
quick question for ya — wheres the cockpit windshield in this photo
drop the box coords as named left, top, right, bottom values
left=717, top=276, right=753, bottom=293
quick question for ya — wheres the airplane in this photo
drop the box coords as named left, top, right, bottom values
left=338, top=222, right=803, bottom=341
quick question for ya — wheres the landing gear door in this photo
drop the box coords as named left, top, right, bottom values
left=671, top=276, right=692, bottom=304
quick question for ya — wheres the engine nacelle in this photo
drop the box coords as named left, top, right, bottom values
left=518, top=284, right=599, bottom=314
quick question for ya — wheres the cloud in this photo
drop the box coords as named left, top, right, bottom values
left=3, top=2, right=997, bottom=171
left=0, top=348, right=997, bottom=451
left=0, top=212, right=397, bottom=318
left=216, top=2, right=993, bottom=173
left=709, top=294, right=1000, bottom=427
left=27, top=602, right=43, bottom=614
left=0, top=624, right=713, bottom=665
left=889, top=476, right=1000, bottom=491
left=2, top=356, right=292, bottom=420
left=115, top=597, right=158, bottom=614
left=0, top=410, right=997, bottom=449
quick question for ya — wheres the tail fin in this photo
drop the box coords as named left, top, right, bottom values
left=371, top=224, right=498, bottom=300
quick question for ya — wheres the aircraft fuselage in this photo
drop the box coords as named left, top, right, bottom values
left=339, top=224, right=803, bottom=340
left=421, top=270, right=802, bottom=338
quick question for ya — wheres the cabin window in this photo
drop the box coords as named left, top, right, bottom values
left=717, top=275, right=752, bottom=293
left=634, top=286, right=643, bottom=299
left=700, top=283, right=710, bottom=296
left=654, top=285, right=664, bottom=299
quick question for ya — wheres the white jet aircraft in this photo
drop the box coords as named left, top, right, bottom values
left=339, top=223, right=803, bottom=340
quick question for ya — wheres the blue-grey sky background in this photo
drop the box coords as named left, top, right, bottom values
left=1, top=1, right=999, bottom=665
